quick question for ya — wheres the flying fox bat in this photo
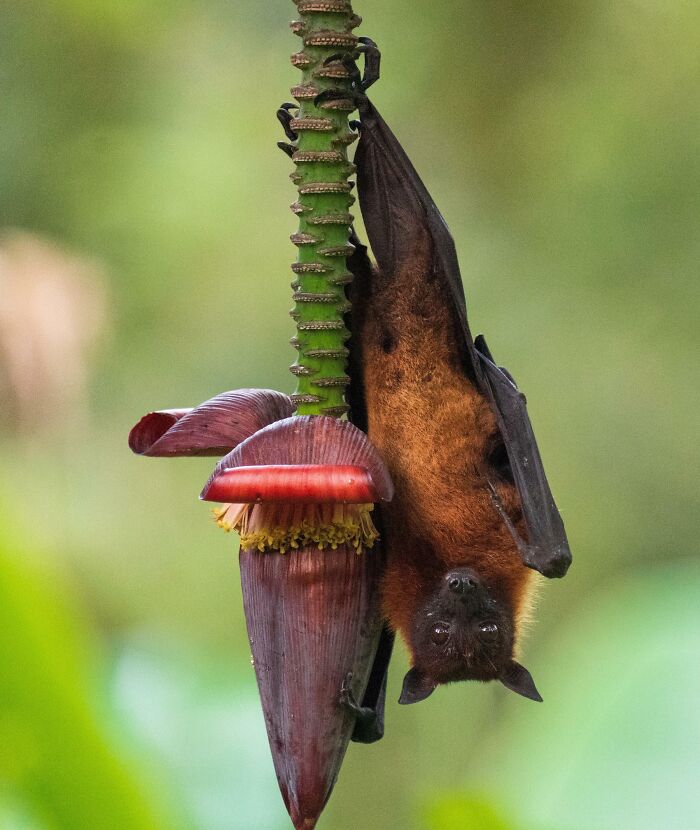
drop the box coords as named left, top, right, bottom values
left=338, top=59, right=571, bottom=738
left=279, top=43, right=571, bottom=742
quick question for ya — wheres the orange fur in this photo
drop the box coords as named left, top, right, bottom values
left=353, top=233, right=534, bottom=660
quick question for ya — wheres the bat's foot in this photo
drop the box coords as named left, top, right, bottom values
left=315, top=37, right=381, bottom=114
left=339, top=672, right=384, bottom=744
left=356, top=37, right=380, bottom=91
left=279, top=39, right=380, bottom=152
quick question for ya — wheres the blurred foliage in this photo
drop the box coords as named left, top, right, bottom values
left=0, top=539, right=179, bottom=830
left=1, top=0, right=698, bottom=828
left=424, top=794, right=515, bottom=830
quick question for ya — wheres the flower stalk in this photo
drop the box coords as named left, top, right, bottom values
left=128, top=4, right=390, bottom=826
left=288, top=0, right=360, bottom=417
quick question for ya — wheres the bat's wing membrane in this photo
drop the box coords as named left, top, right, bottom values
left=355, top=101, right=481, bottom=383
left=355, top=100, right=571, bottom=579
left=475, top=336, right=571, bottom=578
left=350, top=625, right=394, bottom=743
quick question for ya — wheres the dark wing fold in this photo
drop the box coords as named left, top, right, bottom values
left=475, top=335, right=571, bottom=578
left=350, top=625, right=394, bottom=744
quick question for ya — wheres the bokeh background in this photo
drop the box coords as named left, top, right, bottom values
left=2, top=1, right=699, bottom=828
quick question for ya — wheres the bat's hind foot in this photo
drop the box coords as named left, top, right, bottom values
left=356, top=37, right=380, bottom=91
left=279, top=39, right=380, bottom=151
left=315, top=37, right=381, bottom=113
left=339, top=672, right=384, bottom=744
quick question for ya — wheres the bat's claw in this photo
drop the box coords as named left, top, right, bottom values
left=524, top=545, right=572, bottom=579
left=277, top=141, right=296, bottom=159
left=323, top=51, right=360, bottom=82
left=339, top=672, right=383, bottom=743
left=322, top=36, right=380, bottom=97
left=488, top=480, right=570, bottom=579
left=313, top=87, right=356, bottom=110
left=356, top=36, right=380, bottom=90
left=276, top=102, right=298, bottom=142
left=339, top=672, right=360, bottom=712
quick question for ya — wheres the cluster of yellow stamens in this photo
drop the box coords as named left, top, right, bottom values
left=213, top=501, right=379, bottom=553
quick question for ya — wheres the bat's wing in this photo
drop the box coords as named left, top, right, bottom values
left=355, top=100, right=481, bottom=384
left=355, top=100, right=571, bottom=579
left=350, top=624, right=394, bottom=743
left=475, top=335, right=571, bottom=578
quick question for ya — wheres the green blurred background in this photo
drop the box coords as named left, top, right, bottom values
left=1, top=1, right=698, bottom=828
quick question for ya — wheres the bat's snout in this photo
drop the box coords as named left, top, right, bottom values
left=445, top=568, right=480, bottom=596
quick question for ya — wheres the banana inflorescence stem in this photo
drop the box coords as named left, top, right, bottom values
left=287, top=0, right=360, bottom=418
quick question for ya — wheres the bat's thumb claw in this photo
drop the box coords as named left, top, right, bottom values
left=526, top=545, right=572, bottom=579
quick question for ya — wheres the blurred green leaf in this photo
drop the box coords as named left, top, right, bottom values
left=110, top=639, right=290, bottom=830
left=0, top=545, right=182, bottom=830
left=458, top=563, right=700, bottom=830
left=424, top=793, right=514, bottom=830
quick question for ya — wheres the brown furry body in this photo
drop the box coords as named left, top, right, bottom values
left=350, top=232, right=534, bottom=662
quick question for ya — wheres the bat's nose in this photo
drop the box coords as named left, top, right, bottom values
left=446, top=570, right=479, bottom=595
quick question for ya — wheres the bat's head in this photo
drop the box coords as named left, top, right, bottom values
left=399, top=566, right=541, bottom=705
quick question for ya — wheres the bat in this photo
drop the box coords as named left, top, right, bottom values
left=339, top=64, right=571, bottom=734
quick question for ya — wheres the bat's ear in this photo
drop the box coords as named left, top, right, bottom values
left=398, top=667, right=437, bottom=705
left=499, top=660, right=543, bottom=702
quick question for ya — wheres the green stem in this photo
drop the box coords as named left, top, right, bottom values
left=288, top=0, right=360, bottom=417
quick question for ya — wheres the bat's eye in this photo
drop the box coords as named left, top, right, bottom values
left=430, top=624, right=450, bottom=646
left=478, top=622, right=499, bottom=643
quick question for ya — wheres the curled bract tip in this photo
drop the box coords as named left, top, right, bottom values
left=128, top=389, right=293, bottom=457
left=128, top=409, right=191, bottom=455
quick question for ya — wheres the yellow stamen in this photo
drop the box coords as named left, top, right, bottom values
left=212, top=503, right=247, bottom=531
left=213, top=502, right=379, bottom=553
